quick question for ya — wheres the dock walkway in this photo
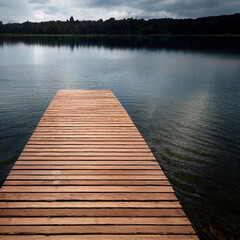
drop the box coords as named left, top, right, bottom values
left=0, top=90, right=198, bottom=239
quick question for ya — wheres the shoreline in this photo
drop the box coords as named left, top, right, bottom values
left=0, top=33, right=240, bottom=37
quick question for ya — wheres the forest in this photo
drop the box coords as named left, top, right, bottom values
left=0, top=13, right=239, bottom=35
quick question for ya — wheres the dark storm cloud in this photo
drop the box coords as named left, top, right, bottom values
left=70, top=0, right=240, bottom=18
left=162, top=0, right=240, bottom=18
left=92, top=0, right=240, bottom=18
left=0, top=0, right=240, bottom=23
left=72, top=0, right=164, bottom=12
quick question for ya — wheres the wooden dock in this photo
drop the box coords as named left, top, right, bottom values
left=0, top=90, right=198, bottom=239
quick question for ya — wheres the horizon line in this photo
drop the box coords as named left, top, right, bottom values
left=1, top=12, right=239, bottom=25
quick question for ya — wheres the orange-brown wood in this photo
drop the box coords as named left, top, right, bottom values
left=0, top=90, right=198, bottom=239
left=3, top=180, right=170, bottom=186
left=0, top=236, right=199, bottom=240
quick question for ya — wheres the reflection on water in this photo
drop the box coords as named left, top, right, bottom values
left=0, top=36, right=240, bottom=240
left=1, top=35, right=240, bottom=54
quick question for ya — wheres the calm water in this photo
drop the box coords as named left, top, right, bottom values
left=0, top=36, right=240, bottom=239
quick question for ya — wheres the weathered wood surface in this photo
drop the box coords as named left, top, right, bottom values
left=0, top=90, right=198, bottom=239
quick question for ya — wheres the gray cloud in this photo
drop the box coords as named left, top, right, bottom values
left=28, top=0, right=49, bottom=4
left=0, top=0, right=33, bottom=23
left=161, top=0, right=238, bottom=18
left=0, top=0, right=239, bottom=23
left=71, top=0, right=240, bottom=18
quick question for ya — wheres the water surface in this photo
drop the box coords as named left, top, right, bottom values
left=0, top=36, right=240, bottom=240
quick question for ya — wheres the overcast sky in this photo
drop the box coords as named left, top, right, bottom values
left=1, top=0, right=240, bottom=23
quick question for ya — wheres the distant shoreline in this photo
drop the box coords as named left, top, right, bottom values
left=1, top=33, right=240, bottom=37
left=1, top=13, right=239, bottom=36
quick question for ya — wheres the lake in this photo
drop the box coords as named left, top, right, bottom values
left=0, top=36, right=240, bottom=239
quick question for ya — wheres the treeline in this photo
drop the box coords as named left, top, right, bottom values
left=0, top=13, right=240, bottom=35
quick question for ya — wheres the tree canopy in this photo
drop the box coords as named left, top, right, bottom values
left=0, top=13, right=239, bottom=35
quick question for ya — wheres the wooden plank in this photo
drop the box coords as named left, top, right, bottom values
left=12, top=165, right=160, bottom=170
left=0, top=217, right=191, bottom=225
left=4, top=180, right=170, bottom=186
left=9, top=170, right=163, bottom=175
left=6, top=175, right=167, bottom=180
left=24, top=145, right=150, bottom=148
left=29, top=137, right=144, bottom=140
left=18, top=156, right=156, bottom=160
left=34, top=128, right=138, bottom=131
left=0, top=208, right=185, bottom=217
left=22, top=148, right=151, bottom=152
left=0, top=225, right=195, bottom=234
left=0, top=193, right=177, bottom=201
left=0, top=235, right=199, bottom=240
left=0, top=186, right=174, bottom=192
left=27, top=141, right=147, bottom=145
left=0, top=201, right=181, bottom=208
left=36, top=124, right=136, bottom=127
left=35, top=127, right=138, bottom=130
left=20, top=152, right=154, bottom=156
left=15, top=161, right=158, bottom=165
left=0, top=89, right=198, bottom=239
left=23, top=148, right=151, bottom=152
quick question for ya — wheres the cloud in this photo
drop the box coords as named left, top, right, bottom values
left=71, top=0, right=240, bottom=18
left=162, top=0, right=239, bottom=18
left=0, top=0, right=33, bottom=23
left=28, top=0, right=49, bottom=4
left=0, top=0, right=239, bottom=23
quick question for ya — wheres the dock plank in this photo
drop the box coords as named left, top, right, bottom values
left=0, top=90, right=198, bottom=239
left=0, top=236, right=199, bottom=240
